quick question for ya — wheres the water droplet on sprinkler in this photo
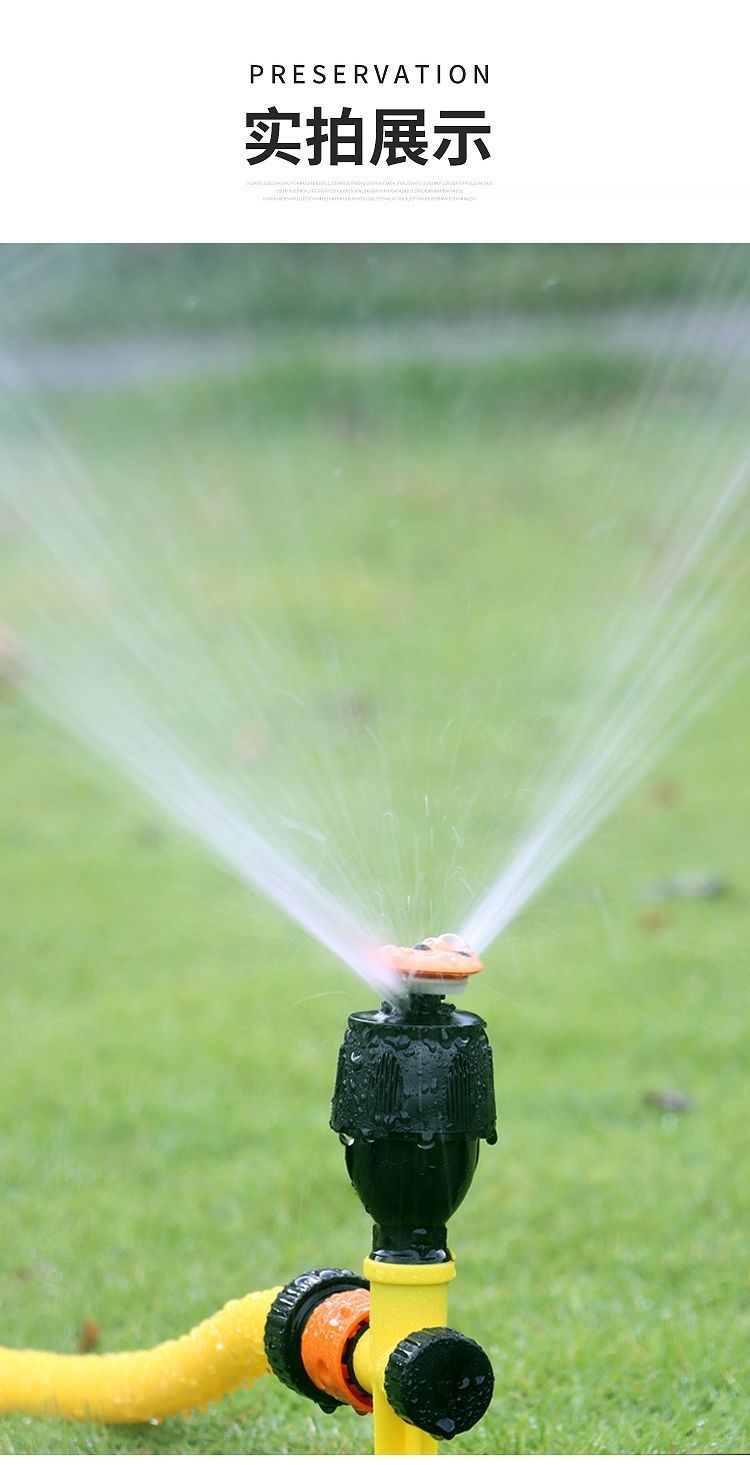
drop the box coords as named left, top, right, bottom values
left=437, top=932, right=470, bottom=951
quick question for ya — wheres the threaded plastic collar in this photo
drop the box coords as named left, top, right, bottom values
left=264, top=1269, right=369, bottom=1413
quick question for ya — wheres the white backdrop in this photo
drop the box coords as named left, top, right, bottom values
left=1, top=0, right=749, bottom=241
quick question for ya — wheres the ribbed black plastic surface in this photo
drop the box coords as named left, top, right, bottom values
left=384, top=1326, right=494, bottom=1440
left=330, top=998, right=497, bottom=1142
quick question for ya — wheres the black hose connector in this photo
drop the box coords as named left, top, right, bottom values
left=384, top=1326, right=494, bottom=1440
left=331, top=994, right=496, bottom=1262
left=264, top=1268, right=369, bottom=1413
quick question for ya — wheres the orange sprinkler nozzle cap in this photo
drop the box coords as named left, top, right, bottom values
left=300, top=1288, right=372, bottom=1415
left=379, top=933, right=482, bottom=981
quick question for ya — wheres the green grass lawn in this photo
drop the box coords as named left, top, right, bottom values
left=4, top=243, right=750, bottom=341
left=0, top=248, right=749, bottom=1453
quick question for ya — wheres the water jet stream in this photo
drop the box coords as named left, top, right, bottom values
left=1, top=247, right=749, bottom=989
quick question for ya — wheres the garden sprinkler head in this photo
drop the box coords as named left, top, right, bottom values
left=331, top=936, right=496, bottom=1263
left=327, top=937, right=497, bottom=1447
left=379, top=932, right=482, bottom=1000
left=266, top=933, right=496, bottom=1449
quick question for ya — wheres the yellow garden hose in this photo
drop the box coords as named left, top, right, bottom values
left=0, top=1286, right=279, bottom=1423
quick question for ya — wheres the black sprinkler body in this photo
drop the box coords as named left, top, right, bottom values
left=331, top=992, right=497, bottom=1262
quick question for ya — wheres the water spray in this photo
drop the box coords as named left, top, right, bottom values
left=0, top=936, right=495, bottom=1452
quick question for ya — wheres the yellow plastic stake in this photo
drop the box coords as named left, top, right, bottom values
left=352, top=1257, right=456, bottom=1455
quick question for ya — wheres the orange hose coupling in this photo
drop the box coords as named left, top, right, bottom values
left=301, top=1288, right=372, bottom=1414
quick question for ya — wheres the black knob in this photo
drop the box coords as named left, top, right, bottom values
left=384, top=1326, right=494, bottom=1440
